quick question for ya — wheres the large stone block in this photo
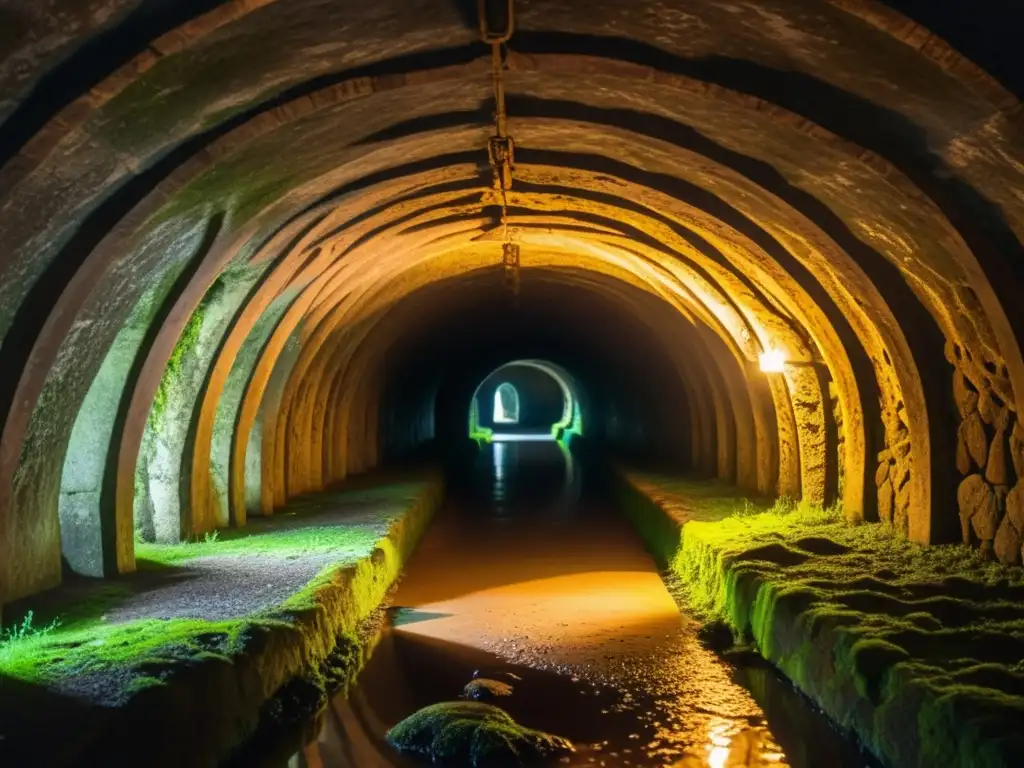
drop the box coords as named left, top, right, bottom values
left=953, top=370, right=978, bottom=419
left=956, top=431, right=972, bottom=475
left=958, top=474, right=997, bottom=543
left=878, top=477, right=894, bottom=524
left=994, top=483, right=1024, bottom=565
left=978, top=389, right=1000, bottom=425
left=959, top=413, right=988, bottom=471
left=894, top=484, right=911, bottom=536
left=986, top=424, right=1010, bottom=486
left=875, top=459, right=891, bottom=487
left=1010, top=421, right=1024, bottom=481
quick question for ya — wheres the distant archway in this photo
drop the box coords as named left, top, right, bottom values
left=470, top=360, right=583, bottom=444
left=493, top=383, right=520, bottom=424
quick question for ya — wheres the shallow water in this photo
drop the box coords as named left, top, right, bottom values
left=271, top=443, right=874, bottom=768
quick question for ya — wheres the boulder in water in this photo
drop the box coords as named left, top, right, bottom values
left=463, top=678, right=514, bottom=701
left=386, top=701, right=573, bottom=766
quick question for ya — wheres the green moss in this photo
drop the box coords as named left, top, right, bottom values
left=849, top=638, right=910, bottom=702
left=3, top=475, right=444, bottom=764
left=467, top=398, right=494, bottom=445
left=149, top=302, right=205, bottom=426
left=386, top=701, right=574, bottom=766
left=135, top=522, right=383, bottom=567
left=151, top=157, right=302, bottom=230
left=617, top=469, right=1024, bottom=768
left=0, top=614, right=244, bottom=684
left=125, top=675, right=167, bottom=695
left=1, top=479, right=442, bottom=692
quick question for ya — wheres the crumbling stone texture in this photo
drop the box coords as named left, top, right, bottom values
left=951, top=359, right=1021, bottom=564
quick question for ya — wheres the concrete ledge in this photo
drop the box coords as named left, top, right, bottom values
left=616, top=469, right=1024, bottom=768
left=0, top=472, right=444, bottom=766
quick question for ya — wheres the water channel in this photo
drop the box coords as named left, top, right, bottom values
left=256, top=441, right=873, bottom=768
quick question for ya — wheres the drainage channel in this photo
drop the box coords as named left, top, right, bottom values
left=251, top=442, right=873, bottom=767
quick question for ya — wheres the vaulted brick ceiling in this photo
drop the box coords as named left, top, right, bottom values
left=1, top=0, right=1023, bottom=604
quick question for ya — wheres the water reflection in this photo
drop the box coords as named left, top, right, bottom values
left=276, top=443, right=870, bottom=768
left=492, top=441, right=506, bottom=504
left=483, top=440, right=582, bottom=512
left=287, top=624, right=863, bottom=768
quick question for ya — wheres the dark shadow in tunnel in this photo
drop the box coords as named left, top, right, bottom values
left=375, top=271, right=695, bottom=480
left=886, top=2, right=1024, bottom=96
left=389, top=608, right=454, bottom=627
left=0, top=672, right=107, bottom=766
left=234, top=610, right=874, bottom=768
left=344, top=52, right=1000, bottom=530
left=470, top=360, right=574, bottom=442
left=731, top=661, right=883, bottom=768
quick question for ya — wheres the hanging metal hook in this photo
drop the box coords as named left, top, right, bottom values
left=479, top=0, right=519, bottom=304
left=477, top=0, right=514, bottom=44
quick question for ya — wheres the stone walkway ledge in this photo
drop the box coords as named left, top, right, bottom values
left=616, top=469, right=1024, bottom=768
left=0, top=470, right=444, bottom=767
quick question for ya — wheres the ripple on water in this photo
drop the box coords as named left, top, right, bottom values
left=281, top=615, right=867, bottom=768
left=275, top=445, right=870, bottom=768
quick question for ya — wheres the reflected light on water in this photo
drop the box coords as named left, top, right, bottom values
left=493, top=441, right=505, bottom=481
left=277, top=441, right=868, bottom=768
left=490, top=432, right=556, bottom=441
left=492, top=441, right=506, bottom=503
left=709, top=746, right=730, bottom=768
left=707, top=720, right=731, bottom=768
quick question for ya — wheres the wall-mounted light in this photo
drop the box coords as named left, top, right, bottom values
left=759, top=348, right=786, bottom=373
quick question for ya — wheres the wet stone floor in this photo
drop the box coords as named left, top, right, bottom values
left=284, top=442, right=871, bottom=767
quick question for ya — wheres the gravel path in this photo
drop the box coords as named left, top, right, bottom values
left=102, top=490, right=417, bottom=624
left=104, top=553, right=342, bottom=623
left=18, top=484, right=426, bottom=636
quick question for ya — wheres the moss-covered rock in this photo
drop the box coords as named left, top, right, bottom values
left=463, top=678, right=515, bottom=701
left=617, top=469, right=1024, bottom=768
left=386, top=701, right=574, bottom=767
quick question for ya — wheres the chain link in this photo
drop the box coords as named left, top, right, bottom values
left=481, top=2, right=519, bottom=303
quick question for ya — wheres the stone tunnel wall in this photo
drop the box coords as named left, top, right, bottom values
left=2, top=0, right=1024, bottom=608
left=952, top=341, right=1024, bottom=565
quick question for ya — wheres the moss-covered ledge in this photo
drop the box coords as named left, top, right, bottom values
left=616, top=469, right=1024, bottom=768
left=0, top=472, right=444, bottom=766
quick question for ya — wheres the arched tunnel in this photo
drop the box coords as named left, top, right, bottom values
left=2, top=1, right=1024, bottom=766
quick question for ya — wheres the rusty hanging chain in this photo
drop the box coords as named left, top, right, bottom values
left=487, top=43, right=513, bottom=232
left=479, top=1, right=519, bottom=301
left=491, top=42, right=520, bottom=302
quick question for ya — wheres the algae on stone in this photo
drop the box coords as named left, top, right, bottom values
left=617, top=470, right=1024, bottom=768
left=464, top=677, right=515, bottom=701
left=387, top=701, right=573, bottom=767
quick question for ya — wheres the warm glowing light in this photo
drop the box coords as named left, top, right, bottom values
left=493, top=441, right=505, bottom=481
left=758, top=348, right=786, bottom=373
left=491, top=433, right=555, bottom=442
left=708, top=745, right=730, bottom=768
left=493, top=382, right=520, bottom=423
left=706, top=720, right=732, bottom=768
